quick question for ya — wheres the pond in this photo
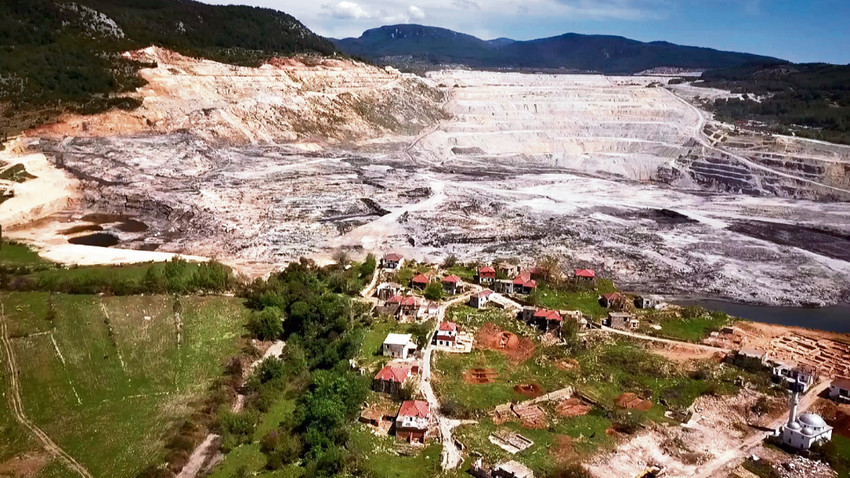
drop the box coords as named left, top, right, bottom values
left=673, top=298, right=850, bottom=334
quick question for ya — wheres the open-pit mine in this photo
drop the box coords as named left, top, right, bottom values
left=4, top=50, right=850, bottom=306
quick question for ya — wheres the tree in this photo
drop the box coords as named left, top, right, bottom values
left=423, top=282, right=443, bottom=301
left=247, top=306, right=284, bottom=341
left=399, top=379, right=418, bottom=401
left=359, top=253, right=376, bottom=278
left=442, top=254, right=458, bottom=268
left=332, top=250, right=349, bottom=268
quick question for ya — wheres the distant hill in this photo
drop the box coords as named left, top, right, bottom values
left=0, top=0, right=337, bottom=137
left=333, top=24, right=784, bottom=74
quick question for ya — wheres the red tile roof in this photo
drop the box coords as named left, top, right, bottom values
left=512, top=273, right=532, bottom=285
left=603, top=292, right=623, bottom=301
left=398, top=400, right=430, bottom=418
left=374, top=365, right=410, bottom=383
left=387, top=295, right=403, bottom=304
left=479, top=266, right=496, bottom=274
left=575, top=269, right=595, bottom=278
left=400, top=296, right=420, bottom=307
left=384, top=253, right=403, bottom=261
left=411, top=273, right=430, bottom=284
left=533, top=309, right=562, bottom=321
left=438, top=321, right=457, bottom=332
left=442, top=274, right=461, bottom=284
left=478, top=289, right=494, bottom=298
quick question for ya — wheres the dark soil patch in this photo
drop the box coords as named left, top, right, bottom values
left=115, top=219, right=148, bottom=233
left=463, top=368, right=498, bottom=384
left=68, top=232, right=119, bottom=247
left=615, top=392, right=653, bottom=412
left=555, top=398, right=593, bottom=417
left=729, top=220, right=850, bottom=261
left=513, top=383, right=542, bottom=398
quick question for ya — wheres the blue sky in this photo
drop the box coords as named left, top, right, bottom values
left=202, top=0, right=850, bottom=63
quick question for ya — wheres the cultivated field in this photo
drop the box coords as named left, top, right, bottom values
left=0, top=291, right=248, bottom=477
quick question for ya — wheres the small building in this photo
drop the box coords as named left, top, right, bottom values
left=410, top=273, right=431, bottom=291
left=442, top=275, right=462, bottom=295
left=395, top=400, right=430, bottom=443
left=519, top=306, right=536, bottom=323
left=531, top=309, right=562, bottom=332
left=605, top=312, right=638, bottom=330
left=772, top=363, right=818, bottom=392
left=399, top=296, right=422, bottom=320
left=421, top=301, right=440, bottom=318
left=377, top=282, right=403, bottom=301
left=734, top=346, right=767, bottom=369
left=493, top=279, right=515, bottom=294
left=829, top=376, right=850, bottom=402
left=383, top=333, right=418, bottom=359
left=477, top=266, right=497, bottom=284
left=382, top=253, right=404, bottom=270
left=496, top=262, right=520, bottom=278
left=493, top=460, right=534, bottom=478
left=512, top=274, right=538, bottom=295
left=435, top=321, right=458, bottom=347
left=779, top=390, right=833, bottom=450
left=634, top=296, right=656, bottom=309
left=373, top=365, right=413, bottom=395
left=599, top=292, right=625, bottom=309
left=470, top=289, right=494, bottom=309
left=359, top=409, right=384, bottom=427
left=574, top=269, right=596, bottom=282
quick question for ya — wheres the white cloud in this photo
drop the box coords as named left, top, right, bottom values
left=324, top=1, right=371, bottom=19
left=408, top=5, right=426, bottom=20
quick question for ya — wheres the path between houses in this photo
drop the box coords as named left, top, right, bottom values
left=600, top=325, right=732, bottom=354
left=0, top=305, right=94, bottom=478
left=421, top=288, right=480, bottom=470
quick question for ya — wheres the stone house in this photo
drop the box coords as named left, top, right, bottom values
left=477, top=266, right=496, bottom=284
left=373, top=364, right=413, bottom=396
left=442, top=274, right=462, bottom=295
left=383, top=333, right=418, bottom=359
left=395, top=400, right=430, bottom=443
left=605, top=311, right=638, bottom=330
left=382, top=253, right=404, bottom=270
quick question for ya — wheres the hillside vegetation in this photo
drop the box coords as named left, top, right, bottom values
left=0, top=0, right=337, bottom=138
left=697, top=63, right=850, bottom=144
left=333, top=24, right=782, bottom=74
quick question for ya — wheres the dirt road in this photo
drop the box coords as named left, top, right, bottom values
left=421, top=288, right=479, bottom=470
left=0, top=305, right=93, bottom=478
left=600, top=325, right=731, bottom=353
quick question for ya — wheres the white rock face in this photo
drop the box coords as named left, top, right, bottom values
left=12, top=66, right=850, bottom=306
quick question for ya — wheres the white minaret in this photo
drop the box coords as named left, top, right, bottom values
left=787, top=389, right=800, bottom=427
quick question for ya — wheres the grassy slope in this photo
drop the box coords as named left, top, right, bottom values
left=0, top=292, right=248, bottom=477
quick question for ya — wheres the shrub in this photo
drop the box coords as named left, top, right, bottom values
left=247, top=307, right=284, bottom=341
left=423, top=282, right=443, bottom=301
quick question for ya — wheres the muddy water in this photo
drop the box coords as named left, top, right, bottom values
left=68, top=232, right=120, bottom=247
left=674, top=298, right=850, bottom=333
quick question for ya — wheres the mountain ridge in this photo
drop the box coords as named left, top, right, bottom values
left=333, top=24, right=786, bottom=73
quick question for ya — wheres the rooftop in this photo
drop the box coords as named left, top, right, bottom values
left=575, top=268, right=596, bottom=278
left=411, top=273, right=430, bottom=283
left=832, top=376, right=850, bottom=390
left=398, top=400, right=430, bottom=418
left=384, top=253, right=403, bottom=261
left=442, top=274, right=461, bottom=283
left=374, top=365, right=411, bottom=383
left=384, top=333, right=413, bottom=346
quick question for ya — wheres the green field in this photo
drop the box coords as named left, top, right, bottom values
left=0, top=292, right=249, bottom=477
left=0, top=241, right=48, bottom=266
left=534, top=280, right=617, bottom=320
left=347, top=425, right=442, bottom=478
left=637, top=308, right=732, bottom=343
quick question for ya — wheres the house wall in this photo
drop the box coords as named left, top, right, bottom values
left=383, top=343, right=407, bottom=359
left=830, top=386, right=850, bottom=399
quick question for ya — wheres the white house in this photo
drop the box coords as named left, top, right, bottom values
left=829, top=376, right=850, bottom=402
left=382, top=253, right=404, bottom=270
left=779, top=390, right=833, bottom=450
left=469, top=289, right=493, bottom=309
left=383, top=333, right=418, bottom=359
left=377, top=282, right=403, bottom=301
left=435, top=321, right=458, bottom=347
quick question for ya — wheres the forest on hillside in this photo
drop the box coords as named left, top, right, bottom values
left=0, top=0, right=337, bottom=138
left=698, top=63, right=850, bottom=144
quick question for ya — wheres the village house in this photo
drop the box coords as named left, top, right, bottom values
left=477, top=265, right=496, bottom=284
left=442, top=274, right=462, bottom=295
left=599, top=292, right=625, bottom=309
left=410, top=273, right=431, bottom=291
left=382, top=253, right=404, bottom=270
left=829, top=376, right=850, bottom=402
left=633, top=296, right=656, bottom=309
left=470, top=289, right=494, bottom=309
left=434, top=321, right=458, bottom=347
left=734, top=346, right=768, bottom=369
left=376, top=282, right=403, bottom=301
left=493, top=279, right=515, bottom=294
left=375, top=295, right=403, bottom=317
left=605, top=311, right=638, bottom=330
left=560, top=309, right=588, bottom=329
left=531, top=308, right=562, bottom=332
left=398, top=296, right=422, bottom=320
left=496, top=262, right=520, bottom=278
left=373, top=364, right=413, bottom=396
left=421, top=301, right=440, bottom=318
left=383, top=333, right=418, bottom=359
left=492, top=460, right=534, bottom=478
left=574, top=269, right=595, bottom=283
left=771, top=362, right=818, bottom=392
left=395, top=400, right=430, bottom=443
left=512, top=274, right=538, bottom=295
